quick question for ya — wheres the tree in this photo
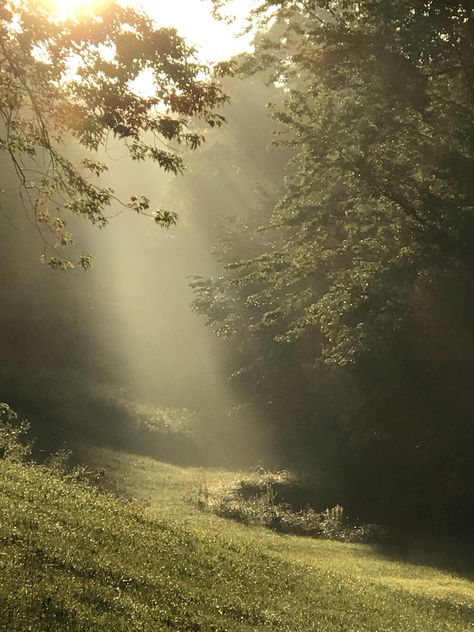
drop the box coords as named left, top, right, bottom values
left=211, top=0, right=474, bottom=364
left=196, top=1, right=474, bottom=530
left=0, top=0, right=230, bottom=268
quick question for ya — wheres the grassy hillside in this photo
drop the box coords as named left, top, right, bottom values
left=1, top=452, right=473, bottom=631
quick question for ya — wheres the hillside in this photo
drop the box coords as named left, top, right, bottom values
left=1, top=452, right=473, bottom=632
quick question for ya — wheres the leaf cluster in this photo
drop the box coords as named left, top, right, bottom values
left=205, top=0, right=474, bottom=363
left=0, top=0, right=230, bottom=267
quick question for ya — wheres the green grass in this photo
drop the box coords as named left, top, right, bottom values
left=1, top=449, right=473, bottom=631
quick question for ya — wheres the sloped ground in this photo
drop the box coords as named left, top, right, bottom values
left=1, top=452, right=473, bottom=631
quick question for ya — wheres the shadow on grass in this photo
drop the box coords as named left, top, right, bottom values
left=370, top=533, right=474, bottom=581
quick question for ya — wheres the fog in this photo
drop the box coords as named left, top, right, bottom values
left=0, top=74, right=286, bottom=466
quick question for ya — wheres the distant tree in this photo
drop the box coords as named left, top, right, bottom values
left=0, top=0, right=230, bottom=268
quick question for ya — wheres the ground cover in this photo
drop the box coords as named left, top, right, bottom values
left=0, top=448, right=473, bottom=631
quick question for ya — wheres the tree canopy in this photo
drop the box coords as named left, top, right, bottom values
left=193, top=0, right=474, bottom=530
left=207, top=0, right=474, bottom=364
left=0, top=0, right=230, bottom=268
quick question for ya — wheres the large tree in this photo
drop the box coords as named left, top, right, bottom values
left=0, top=0, right=229, bottom=268
left=196, top=1, right=474, bottom=530
left=221, top=0, right=474, bottom=363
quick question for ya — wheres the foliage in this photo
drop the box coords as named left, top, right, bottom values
left=87, top=388, right=200, bottom=464
left=0, top=0, right=230, bottom=268
left=193, top=1, right=474, bottom=532
left=0, top=402, right=32, bottom=461
left=210, top=0, right=474, bottom=363
left=0, top=401, right=114, bottom=493
left=196, top=468, right=383, bottom=542
left=0, top=69, right=289, bottom=474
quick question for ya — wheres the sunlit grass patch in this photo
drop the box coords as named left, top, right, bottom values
left=1, top=447, right=473, bottom=631
left=0, top=459, right=296, bottom=631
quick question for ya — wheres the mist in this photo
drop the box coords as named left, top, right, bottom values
left=0, top=73, right=286, bottom=467
left=2, top=0, right=472, bottom=539
left=3, top=5, right=474, bottom=632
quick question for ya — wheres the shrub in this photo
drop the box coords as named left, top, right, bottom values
left=196, top=468, right=383, bottom=543
left=0, top=402, right=121, bottom=499
left=0, top=402, right=32, bottom=462
left=78, top=387, right=199, bottom=465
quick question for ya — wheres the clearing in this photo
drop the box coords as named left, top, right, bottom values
left=0, top=447, right=473, bottom=631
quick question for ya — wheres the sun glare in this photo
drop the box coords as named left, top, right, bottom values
left=39, top=1, right=254, bottom=98
left=134, top=0, right=255, bottom=62
left=40, top=0, right=106, bottom=21
left=40, top=0, right=254, bottom=62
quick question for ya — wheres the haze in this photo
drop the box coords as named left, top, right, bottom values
left=1, top=7, right=473, bottom=628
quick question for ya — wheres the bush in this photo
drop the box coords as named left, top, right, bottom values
left=76, top=387, right=200, bottom=465
left=196, top=468, right=383, bottom=543
left=0, top=402, right=122, bottom=498
left=0, top=402, right=32, bottom=462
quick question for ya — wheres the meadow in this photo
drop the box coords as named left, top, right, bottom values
left=1, top=447, right=472, bottom=631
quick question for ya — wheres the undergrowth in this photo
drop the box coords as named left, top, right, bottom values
left=196, top=468, right=383, bottom=543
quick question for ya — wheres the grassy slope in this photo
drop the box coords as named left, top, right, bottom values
left=1, top=451, right=473, bottom=632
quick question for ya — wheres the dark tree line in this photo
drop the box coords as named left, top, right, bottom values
left=194, top=1, right=474, bottom=533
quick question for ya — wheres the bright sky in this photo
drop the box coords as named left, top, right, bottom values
left=45, top=0, right=255, bottom=62
left=134, top=0, right=254, bottom=62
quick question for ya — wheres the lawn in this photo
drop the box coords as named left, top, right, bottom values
left=0, top=449, right=473, bottom=631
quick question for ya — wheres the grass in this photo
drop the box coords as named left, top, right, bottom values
left=1, top=447, right=473, bottom=631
